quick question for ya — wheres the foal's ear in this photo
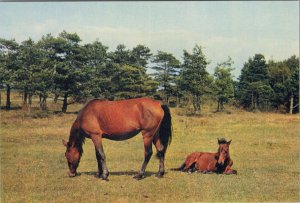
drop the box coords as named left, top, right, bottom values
left=227, top=140, right=232, bottom=145
left=62, top=139, right=68, bottom=147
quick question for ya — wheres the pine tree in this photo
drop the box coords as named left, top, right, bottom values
left=180, top=45, right=213, bottom=114
left=83, top=40, right=112, bottom=99
left=109, top=44, right=158, bottom=99
left=213, top=57, right=235, bottom=112
left=130, top=45, right=152, bottom=68
left=152, top=51, right=180, bottom=103
left=237, top=54, right=274, bottom=111
left=0, top=38, right=19, bottom=110
left=269, top=56, right=299, bottom=113
left=51, top=31, right=88, bottom=113
left=112, top=64, right=158, bottom=99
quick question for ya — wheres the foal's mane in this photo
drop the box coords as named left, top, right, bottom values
left=218, top=138, right=228, bottom=144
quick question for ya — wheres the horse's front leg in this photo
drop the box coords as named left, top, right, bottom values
left=223, top=167, right=237, bottom=175
left=223, top=166, right=237, bottom=175
left=95, top=147, right=103, bottom=177
left=133, top=137, right=153, bottom=180
left=92, top=135, right=109, bottom=181
left=223, top=160, right=237, bottom=175
left=224, top=169, right=237, bottom=174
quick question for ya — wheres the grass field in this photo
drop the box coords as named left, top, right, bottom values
left=1, top=95, right=299, bottom=202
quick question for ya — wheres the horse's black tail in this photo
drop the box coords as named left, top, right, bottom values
left=157, top=105, right=172, bottom=157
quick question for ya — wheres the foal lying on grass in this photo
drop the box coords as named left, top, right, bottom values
left=172, top=138, right=237, bottom=174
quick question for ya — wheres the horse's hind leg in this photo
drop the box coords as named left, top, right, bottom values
left=153, top=138, right=166, bottom=178
left=188, top=162, right=197, bottom=174
left=134, top=136, right=153, bottom=180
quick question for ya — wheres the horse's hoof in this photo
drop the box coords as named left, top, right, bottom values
left=100, top=175, right=109, bottom=181
left=68, top=172, right=77, bottom=177
left=102, top=177, right=109, bottom=181
left=94, top=172, right=102, bottom=178
left=99, top=172, right=109, bottom=181
left=224, top=170, right=237, bottom=175
left=155, top=172, right=164, bottom=178
left=101, top=175, right=109, bottom=181
left=133, top=174, right=144, bottom=180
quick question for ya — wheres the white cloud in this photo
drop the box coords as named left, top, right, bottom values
left=73, top=26, right=196, bottom=49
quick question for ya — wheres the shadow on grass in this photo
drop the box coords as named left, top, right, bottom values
left=1, top=106, right=22, bottom=110
left=80, top=170, right=166, bottom=178
left=53, top=111, right=79, bottom=115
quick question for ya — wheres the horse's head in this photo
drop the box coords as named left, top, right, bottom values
left=217, top=138, right=231, bottom=166
left=62, top=139, right=81, bottom=177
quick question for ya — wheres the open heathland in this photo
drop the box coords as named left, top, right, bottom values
left=1, top=99, right=299, bottom=202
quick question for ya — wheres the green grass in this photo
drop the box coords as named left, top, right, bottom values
left=1, top=96, right=299, bottom=202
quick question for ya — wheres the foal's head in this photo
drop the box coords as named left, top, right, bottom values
left=62, top=139, right=81, bottom=177
left=217, top=138, right=231, bottom=166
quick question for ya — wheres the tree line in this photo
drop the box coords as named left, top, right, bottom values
left=0, top=31, right=299, bottom=114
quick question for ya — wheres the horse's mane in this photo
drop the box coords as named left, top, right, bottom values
left=68, top=120, right=86, bottom=156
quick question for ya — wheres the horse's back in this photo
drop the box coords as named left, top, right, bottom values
left=182, top=152, right=202, bottom=170
left=195, top=152, right=218, bottom=171
left=82, top=98, right=161, bottom=112
left=183, top=152, right=217, bottom=171
left=77, top=98, right=164, bottom=137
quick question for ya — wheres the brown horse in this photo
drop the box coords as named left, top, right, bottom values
left=172, top=138, right=237, bottom=174
left=62, top=98, right=172, bottom=180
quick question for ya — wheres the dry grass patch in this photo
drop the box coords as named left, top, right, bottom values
left=1, top=102, right=299, bottom=202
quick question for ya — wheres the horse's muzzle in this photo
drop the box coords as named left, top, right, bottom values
left=217, top=161, right=225, bottom=166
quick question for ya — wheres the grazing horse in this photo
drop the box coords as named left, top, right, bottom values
left=62, top=98, right=172, bottom=180
left=172, top=138, right=237, bottom=174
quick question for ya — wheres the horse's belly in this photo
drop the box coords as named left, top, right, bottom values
left=102, top=129, right=141, bottom=141
left=197, top=162, right=216, bottom=171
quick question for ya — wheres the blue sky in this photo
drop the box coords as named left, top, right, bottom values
left=0, top=1, right=299, bottom=78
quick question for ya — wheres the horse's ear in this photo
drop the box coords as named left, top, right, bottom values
left=227, top=140, right=232, bottom=145
left=217, top=138, right=221, bottom=144
left=62, top=139, right=68, bottom=147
